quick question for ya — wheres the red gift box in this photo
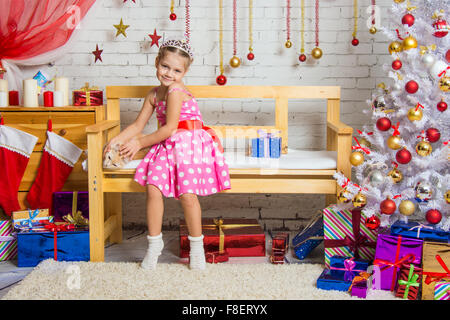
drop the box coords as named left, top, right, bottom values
left=269, top=251, right=285, bottom=264
left=272, top=232, right=289, bottom=253
left=73, top=83, right=103, bottom=106
left=179, top=218, right=265, bottom=258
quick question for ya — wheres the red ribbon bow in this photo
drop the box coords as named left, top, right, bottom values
left=438, top=66, right=450, bottom=78
left=177, top=120, right=224, bottom=153
left=423, top=255, right=450, bottom=285
left=352, top=137, right=371, bottom=154
left=356, top=129, right=373, bottom=136
left=391, top=122, right=400, bottom=136
left=415, top=103, right=424, bottom=111
left=42, top=221, right=75, bottom=261
left=417, top=130, right=427, bottom=141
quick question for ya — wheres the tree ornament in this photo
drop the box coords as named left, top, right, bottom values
left=415, top=140, right=432, bottom=156
left=247, top=52, right=255, bottom=61
left=388, top=167, right=403, bottom=183
left=114, top=18, right=130, bottom=38
left=429, top=60, right=448, bottom=79
left=285, top=40, right=293, bottom=48
left=359, top=137, right=371, bottom=148
left=92, top=44, right=103, bottom=63
left=407, top=107, right=423, bottom=121
left=352, top=193, right=367, bottom=208
left=439, top=76, right=450, bottom=92
left=337, top=189, right=352, bottom=203
left=285, top=0, right=292, bottom=48
left=445, top=190, right=450, bottom=204
left=380, top=197, right=396, bottom=215
left=298, top=0, right=306, bottom=63
left=388, top=41, right=402, bottom=54
left=350, top=151, right=364, bottom=166
left=393, top=0, right=405, bottom=3
left=426, top=209, right=442, bottom=224
left=169, top=0, right=177, bottom=21
left=216, top=74, right=227, bottom=86
left=247, top=0, right=254, bottom=61
left=402, top=35, right=417, bottom=51
left=230, top=0, right=239, bottom=68
left=422, top=53, right=435, bottom=68
left=372, top=95, right=386, bottom=111
left=368, top=170, right=384, bottom=186
left=230, top=56, right=241, bottom=68
left=369, top=26, right=377, bottom=34
left=311, top=0, right=322, bottom=59
left=365, top=215, right=380, bottom=230
left=387, top=135, right=402, bottom=150
left=398, top=200, right=415, bottom=216
left=217, top=0, right=226, bottom=86
left=311, top=47, right=323, bottom=59
left=184, top=0, right=191, bottom=42
left=402, top=13, right=415, bottom=26
left=405, top=80, right=419, bottom=94
left=437, top=99, right=447, bottom=112
left=149, top=29, right=162, bottom=47
left=432, top=11, right=449, bottom=38
left=414, top=181, right=433, bottom=202
left=352, top=0, right=359, bottom=44
left=392, top=59, right=402, bottom=70
left=426, top=128, right=440, bottom=143
left=376, top=117, right=391, bottom=131
left=299, top=54, right=307, bottom=62
left=396, top=148, right=412, bottom=164
left=351, top=38, right=359, bottom=46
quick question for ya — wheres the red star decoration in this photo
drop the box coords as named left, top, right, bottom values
left=149, top=29, right=162, bottom=48
left=92, top=44, right=103, bottom=63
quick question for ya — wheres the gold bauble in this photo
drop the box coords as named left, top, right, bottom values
left=311, top=47, right=323, bottom=59
left=402, top=35, right=418, bottom=51
left=407, top=107, right=423, bottom=121
left=229, top=56, right=241, bottom=68
left=350, top=151, right=364, bottom=166
left=338, top=189, right=352, bottom=203
left=352, top=193, right=367, bottom=208
left=388, top=168, right=403, bottom=183
left=439, top=76, right=450, bottom=92
left=445, top=190, right=450, bottom=204
left=369, top=26, right=377, bottom=34
left=359, top=137, right=371, bottom=148
left=387, top=135, right=402, bottom=150
left=416, top=141, right=432, bottom=156
left=393, top=0, right=405, bottom=3
left=285, top=40, right=292, bottom=48
left=388, top=41, right=403, bottom=54
left=398, top=200, right=415, bottom=216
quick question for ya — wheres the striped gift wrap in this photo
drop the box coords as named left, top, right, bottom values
left=0, top=220, right=17, bottom=261
left=434, top=281, right=450, bottom=300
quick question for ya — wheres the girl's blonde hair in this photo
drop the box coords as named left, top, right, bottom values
left=157, top=46, right=193, bottom=69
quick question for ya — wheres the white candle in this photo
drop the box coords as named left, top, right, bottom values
left=0, top=79, right=8, bottom=106
left=23, top=79, right=38, bottom=107
left=0, top=92, right=7, bottom=107
left=55, top=77, right=69, bottom=106
left=53, top=91, right=64, bottom=107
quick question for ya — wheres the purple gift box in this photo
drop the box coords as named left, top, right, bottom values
left=373, top=233, right=423, bottom=292
left=351, top=281, right=368, bottom=299
left=52, top=191, right=89, bottom=223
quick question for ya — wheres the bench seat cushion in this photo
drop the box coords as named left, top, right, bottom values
left=122, top=149, right=337, bottom=170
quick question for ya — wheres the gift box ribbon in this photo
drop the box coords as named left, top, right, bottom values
left=42, top=221, right=75, bottom=261
left=423, top=254, right=450, bottom=285
left=177, top=120, right=224, bottom=153
left=0, top=234, right=16, bottom=242
left=17, top=209, right=50, bottom=229
left=398, top=264, right=420, bottom=300
left=62, top=191, right=89, bottom=227
left=202, top=219, right=261, bottom=253
left=407, top=223, right=434, bottom=239
left=78, top=82, right=99, bottom=106
left=348, top=271, right=370, bottom=292
left=324, top=209, right=376, bottom=260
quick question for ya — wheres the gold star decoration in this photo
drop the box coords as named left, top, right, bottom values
left=114, top=18, right=129, bottom=38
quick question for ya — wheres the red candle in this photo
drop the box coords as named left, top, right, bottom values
left=9, top=90, right=19, bottom=106
left=44, top=91, right=54, bottom=107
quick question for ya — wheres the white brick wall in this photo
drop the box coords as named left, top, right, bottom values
left=40, top=0, right=395, bottom=231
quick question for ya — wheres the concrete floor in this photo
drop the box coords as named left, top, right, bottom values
left=0, top=229, right=323, bottom=299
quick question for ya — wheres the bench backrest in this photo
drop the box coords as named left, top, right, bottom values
left=105, top=86, right=341, bottom=154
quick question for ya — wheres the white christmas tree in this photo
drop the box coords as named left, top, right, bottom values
left=334, top=0, right=449, bottom=231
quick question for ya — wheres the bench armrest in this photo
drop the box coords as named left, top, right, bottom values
left=326, top=120, right=353, bottom=135
left=86, top=120, right=120, bottom=133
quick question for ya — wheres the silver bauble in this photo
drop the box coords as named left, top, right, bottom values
left=422, top=53, right=435, bottom=68
left=368, top=170, right=384, bottom=186
left=414, top=181, right=433, bottom=202
left=393, top=82, right=402, bottom=91
left=372, top=95, right=386, bottom=111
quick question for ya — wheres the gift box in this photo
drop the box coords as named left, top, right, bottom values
left=179, top=218, right=265, bottom=258
left=395, top=263, right=422, bottom=300
left=12, top=209, right=53, bottom=230
left=272, top=232, right=289, bottom=253
left=373, top=233, right=423, bottom=292
left=205, top=251, right=229, bottom=264
left=269, top=251, right=285, bottom=264
left=317, top=268, right=355, bottom=292
left=323, top=206, right=377, bottom=268
left=390, top=220, right=450, bottom=243
left=421, top=241, right=450, bottom=300
left=292, top=212, right=323, bottom=260
left=329, top=256, right=370, bottom=278
left=52, top=191, right=89, bottom=224
left=249, top=130, right=282, bottom=158
left=72, top=83, right=103, bottom=106
left=0, top=220, right=17, bottom=261
left=17, top=225, right=89, bottom=267
left=349, top=273, right=370, bottom=298
left=434, top=281, right=450, bottom=300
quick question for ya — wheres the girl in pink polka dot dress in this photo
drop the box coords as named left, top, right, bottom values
left=104, top=39, right=231, bottom=270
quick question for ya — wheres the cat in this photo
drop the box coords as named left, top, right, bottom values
left=103, top=143, right=130, bottom=169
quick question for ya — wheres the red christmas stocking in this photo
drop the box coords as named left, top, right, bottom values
left=0, top=118, right=38, bottom=216
left=27, top=124, right=82, bottom=210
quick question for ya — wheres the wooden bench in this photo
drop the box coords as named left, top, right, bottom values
left=86, top=85, right=353, bottom=262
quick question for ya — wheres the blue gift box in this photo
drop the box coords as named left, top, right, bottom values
left=292, top=212, right=323, bottom=260
left=250, top=131, right=282, bottom=158
left=269, top=137, right=281, bottom=158
left=390, top=221, right=450, bottom=243
left=329, top=256, right=370, bottom=277
left=316, top=268, right=354, bottom=292
left=17, top=229, right=89, bottom=267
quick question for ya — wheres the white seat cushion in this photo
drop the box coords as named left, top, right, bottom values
left=123, top=148, right=337, bottom=170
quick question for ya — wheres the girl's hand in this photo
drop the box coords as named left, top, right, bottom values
left=119, top=138, right=142, bottom=160
left=103, top=138, right=121, bottom=157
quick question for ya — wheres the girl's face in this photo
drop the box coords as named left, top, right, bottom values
left=155, top=51, right=188, bottom=87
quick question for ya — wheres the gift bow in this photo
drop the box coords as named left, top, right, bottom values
left=330, top=258, right=366, bottom=282
left=408, top=223, right=434, bottom=239
left=62, top=192, right=89, bottom=227
left=423, top=254, right=450, bottom=285
left=18, top=209, right=49, bottom=229
left=78, top=82, right=99, bottom=105
left=352, top=137, right=371, bottom=154
left=398, top=264, right=420, bottom=300
left=42, top=221, right=76, bottom=261
left=348, top=271, right=371, bottom=292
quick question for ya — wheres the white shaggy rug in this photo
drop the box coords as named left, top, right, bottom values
left=2, top=259, right=399, bottom=300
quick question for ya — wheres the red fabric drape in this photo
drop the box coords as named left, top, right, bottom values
left=0, top=0, right=96, bottom=63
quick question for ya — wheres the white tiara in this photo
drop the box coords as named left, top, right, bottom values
left=160, top=39, right=194, bottom=59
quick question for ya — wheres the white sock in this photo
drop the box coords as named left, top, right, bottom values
left=141, top=233, right=164, bottom=270
left=188, top=234, right=206, bottom=270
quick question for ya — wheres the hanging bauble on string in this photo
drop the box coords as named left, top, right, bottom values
left=426, top=209, right=442, bottom=224
left=352, top=193, right=367, bottom=208
left=416, top=140, right=432, bottom=156
left=311, top=47, right=323, bottom=59
left=352, top=38, right=359, bottom=46
left=407, top=107, right=423, bottom=121
left=247, top=52, right=255, bottom=61
left=392, top=59, right=402, bottom=70
left=396, top=148, right=412, bottom=164
left=402, top=13, right=415, bottom=27
left=388, top=41, right=402, bottom=54
left=369, top=26, right=377, bottom=34
left=388, top=167, right=403, bottom=183
left=311, top=0, right=322, bottom=59
left=426, top=127, right=440, bottom=143
left=169, top=0, right=177, bottom=21
left=298, top=0, right=306, bottom=63
left=439, top=76, right=450, bottom=92
left=380, top=197, right=396, bottom=215
left=432, top=11, right=449, bottom=38
left=230, top=0, right=240, bottom=68
left=350, top=151, right=364, bottom=166
left=216, top=74, right=227, bottom=86
left=285, top=40, right=292, bottom=48
left=387, top=135, right=402, bottom=150
left=247, top=0, right=255, bottom=61
left=368, top=170, right=384, bottom=186
left=398, top=200, right=415, bottom=216
left=402, top=35, right=418, bottom=51
left=365, top=215, right=380, bottom=230
left=299, top=54, right=307, bottom=62
left=351, top=0, right=359, bottom=44
left=437, top=99, right=447, bottom=112
left=376, top=117, right=391, bottom=131
left=414, top=181, right=433, bottom=202
left=405, top=80, right=419, bottom=93
left=229, top=56, right=241, bottom=68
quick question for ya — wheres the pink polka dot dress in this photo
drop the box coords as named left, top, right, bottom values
left=134, top=87, right=231, bottom=199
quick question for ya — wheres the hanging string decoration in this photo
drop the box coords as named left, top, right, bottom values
left=369, top=0, right=377, bottom=34
left=285, top=0, right=292, bottom=48
left=299, top=0, right=306, bottom=62
left=311, top=0, right=322, bottom=58
left=216, top=0, right=227, bottom=85
left=185, top=0, right=191, bottom=43
left=352, top=0, right=359, bottom=46
left=247, top=0, right=255, bottom=60
left=169, top=0, right=177, bottom=21
left=230, top=0, right=241, bottom=68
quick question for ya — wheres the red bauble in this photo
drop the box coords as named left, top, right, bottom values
left=299, top=54, right=307, bottom=62
left=376, top=117, right=392, bottom=131
left=437, top=100, right=447, bottom=112
left=247, top=52, right=255, bottom=61
left=392, top=59, right=402, bottom=70
left=426, top=127, right=440, bottom=143
left=405, top=80, right=419, bottom=94
left=402, top=13, right=415, bottom=27
left=446, top=49, right=450, bottom=63
left=396, top=148, right=412, bottom=164
left=351, top=38, right=359, bottom=46
left=426, top=209, right=442, bottom=225
left=380, top=198, right=396, bottom=215
left=433, top=19, right=449, bottom=38
left=169, top=13, right=177, bottom=21
left=216, top=75, right=227, bottom=86
left=365, top=215, right=381, bottom=230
